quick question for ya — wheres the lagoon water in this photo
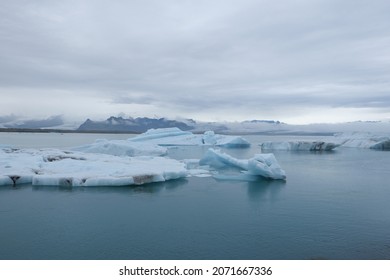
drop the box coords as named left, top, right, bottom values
left=0, top=132, right=390, bottom=259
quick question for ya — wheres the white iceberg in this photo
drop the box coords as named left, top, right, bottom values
left=129, top=127, right=192, bottom=141
left=334, top=132, right=390, bottom=150
left=71, top=138, right=167, bottom=156
left=0, top=148, right=187, bottom=187
left=199, top=148, right=286, bottom=180
left=260, top=141, right=340, bottom=151
left=129, top=128, right=250, bottom=148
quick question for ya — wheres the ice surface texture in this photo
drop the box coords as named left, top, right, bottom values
left=0, top=148, right=187, bottom=187
left=199, top=148, right=286, bottom=180
left=260, top=141, right=340, bottom=151
left=72, top=138, right=167, bottom=156
left=130, top=128, right=250, bottom=148
left=0, top=129, right=289, bottom=187
left=334, top=132, right=390, bottom=150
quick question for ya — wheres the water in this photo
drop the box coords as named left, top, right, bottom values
left=0, top=132, right=390, bottom=259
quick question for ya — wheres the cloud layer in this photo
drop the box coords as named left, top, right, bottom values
left=1, top=0, right=390, bottom=124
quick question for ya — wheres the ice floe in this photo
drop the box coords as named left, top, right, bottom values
left=333, top=132, right=390, bottom=150
left=260, top=141, right=340, bottom=151
left=0, top=148, right=187, bottom=187
left=199, top=148, right=286, bottom=180
left=72, top=138, right=167, bottom=156
left=129, top=128, right=250, bottom=148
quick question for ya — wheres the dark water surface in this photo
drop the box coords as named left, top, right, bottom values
left=0, top=133, right=389, bottom=259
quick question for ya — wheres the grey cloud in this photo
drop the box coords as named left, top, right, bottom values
left=1, top=0, right=390, bottom=122
left=3, top=115, right=64, bottom=129
left=0, top=114, right=18, bottom=123
left=111, top=93, right=157, bottom=105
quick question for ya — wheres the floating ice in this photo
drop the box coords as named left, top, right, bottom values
left=199, top=148, right=286, bottom=180
left=260, top=141, right=339, bottom=151
left=129, top=127, right=192, bottom=141
left=334, top=132, right=390, bottom=150
left=129, top=128, right=250, bottom=148
left=72, top=138, right=167, bottom=156
left=182, top=158, right=213, bottom=178
left=0, top=148, right=187, bottom=187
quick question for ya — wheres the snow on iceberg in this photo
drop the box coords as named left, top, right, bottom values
left=260, top=141, right=340, bottom=151
left=334, top=132, right=390, bottom=150
left=0, top=148, right=187, bottom=187
left=71, top=138, right=167, bottom=156
left=129, top=127, right=192, bottom=141
left=129, top=128, right=250, bottom=148
left=199, top=148, right=286, bottom=180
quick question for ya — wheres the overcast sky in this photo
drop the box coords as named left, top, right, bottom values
left=1, top=0, right=390, bottom=124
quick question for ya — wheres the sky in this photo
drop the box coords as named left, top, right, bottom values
left=1, top=0, right=390, bottom=125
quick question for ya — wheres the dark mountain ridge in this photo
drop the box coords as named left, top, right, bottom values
left=77, top=116, right=194, bottom=132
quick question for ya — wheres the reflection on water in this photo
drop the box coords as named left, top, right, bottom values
left=246, top=179, right=285, bottom=202
left=0, top=184, right=28, bottom=192
left=31, top=178, right=189, bottom=195
left=6, top=176, right=284, bottom=203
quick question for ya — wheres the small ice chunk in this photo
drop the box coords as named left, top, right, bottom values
left=201, top=130, right=250, bottom=147
left=202, top=131, right=217, bottom=145
left=247, top=154, right=286, bottom=179
left=199, top=148, right=286, bottom=180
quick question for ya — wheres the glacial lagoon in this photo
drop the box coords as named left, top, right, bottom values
left=0, top=132, right=390, bottom=259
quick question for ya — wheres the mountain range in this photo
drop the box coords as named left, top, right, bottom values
left=1, top=115, right=390, bottom=135
left=77, top=116, right=194, bottom=133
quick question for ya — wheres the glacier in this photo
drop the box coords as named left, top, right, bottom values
left=0, top=148, right=187, bottom=187
left=199, top=148, right=286, bottom=180
left=260, top=141, right=340, bottom=151
left=129, top=128, right=250, bottom=148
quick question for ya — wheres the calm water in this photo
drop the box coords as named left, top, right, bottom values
left=0, top=132, right=390, bottom=259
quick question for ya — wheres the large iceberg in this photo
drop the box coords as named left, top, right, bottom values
left=71, top=139, right=167, bottom=156
left=334, top=132, right=390, bottom=150
left=260, top=141, right=340, bottom=151
left=129, top=128, right=250, bottom=148
left=0, top=148, right=187, bottom=187
left=199, top=148, right=286, bottom=180
left=259, top=133, right=390, bottom=151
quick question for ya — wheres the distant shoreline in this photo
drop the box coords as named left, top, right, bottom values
left=0, top=128, right=140, bottom=134
left=0, top=127, right=335, bottom=136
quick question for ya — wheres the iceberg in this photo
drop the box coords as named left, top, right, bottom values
left=199, top=148, right=286, bottom=180
left=260, top=141, right=340, bottom=151
left=71, top=138, right=167, bottom=156
left=129, top=127, right=192, bottom=141
left=334, top=132, right=390, bottom=150
left=129, top=128, right=250, bottom=148
left=0, top=148, right=187, bottom=187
